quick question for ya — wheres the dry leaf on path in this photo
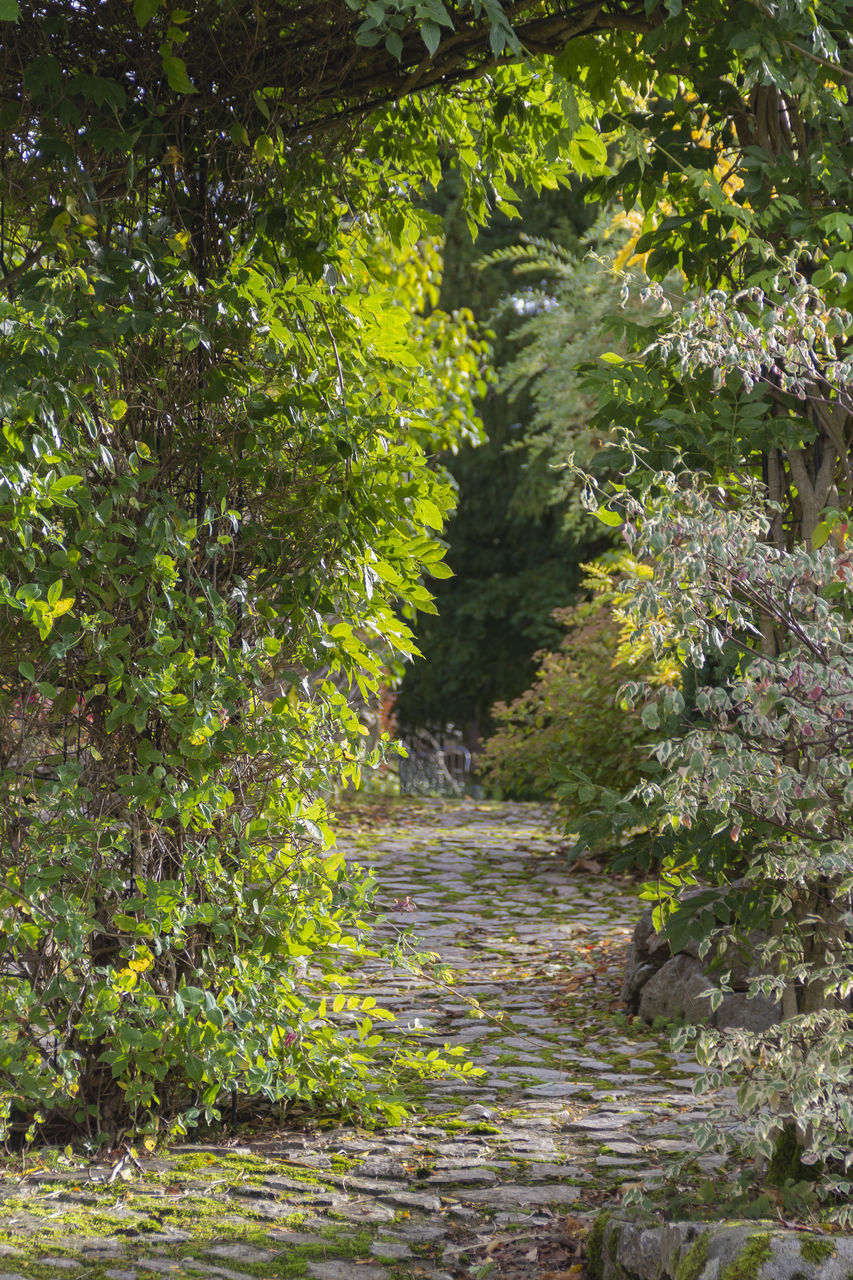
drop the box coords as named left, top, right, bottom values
left=559, top=1214, right=591, bottom=1234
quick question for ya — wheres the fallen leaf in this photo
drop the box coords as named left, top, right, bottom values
left=560, top=1214, right=591, bottom=1234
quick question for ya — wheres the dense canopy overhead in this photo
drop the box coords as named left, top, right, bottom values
left=3, top=1, right=652, bottom=135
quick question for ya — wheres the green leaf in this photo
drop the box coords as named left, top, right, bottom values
left=415, top=498, right=444, bottom=530
left=19, top=661, right=34, bottom=682
left=254, top=134, right=275, bottom=163
left=593, top=507, right=623, bottom=527
left=599, top=352, right=624, bottom=364
left=111, top=399, right=128, bottom=421
left=0, top=0, right=20, bottom=18
left=50, top=474, right=84, bottom=493
left=641, top=701, right=660, bottom=729
left=812, top=521, right=831, bottom=550
left=573, top=124, right=607, bottom=164
left=162, top=54, right=196, bottom=95
left=133, top=0, right=161, bottom=25
left=105, top=703, right=131, bottom=732
left=113, top=913, right=140, bottom=932
left=421, top=19, right=441, bottom=57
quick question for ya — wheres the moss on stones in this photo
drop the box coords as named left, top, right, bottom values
left=677, top=1232, right=710, bottom=1280
left=585, top=1211, right=611, bottom=1280
left=721, top=1232, right=772, bottom=1280
left=799, top=1235, right=835, bottom=1265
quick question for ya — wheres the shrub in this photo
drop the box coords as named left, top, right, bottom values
left=581, top=475, right=853, bottom=1199
left=0, top=169, right=482, bottom=1147
left=480, top=556, right=675, bottom=813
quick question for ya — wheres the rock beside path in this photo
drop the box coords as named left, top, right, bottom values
left=590, top=1214, right=853, bottom=1280
left=623, top=906, right=781, bottom=1031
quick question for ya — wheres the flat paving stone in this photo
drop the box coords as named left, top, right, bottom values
left=328, top=1200, right=397, bottom=1222
left=379, top=1189, right=442, bottom=1211
left=206, top=1246, right=276, bottom=1264
left=524, top=1081, right=588, bottom=1097
left=423, top=1167, right=498, bottom=1185
left=568, top=1111, right=646, bottom=1131
left=459, top=1183, right=587, bottom=1207
left=307, top=1265, right=388, bottom=1280
left=369, top=1240, right=413, bottom=1260
left=135, top=1264, right=193, bottom=1276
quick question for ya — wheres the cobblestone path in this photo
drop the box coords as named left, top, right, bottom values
left=0, top=800, right=735, bottom=1280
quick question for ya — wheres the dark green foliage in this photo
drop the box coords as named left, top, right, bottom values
left=766, top=1126, right=820, bottom=1189
left=396, top=460, right=593, bottom=741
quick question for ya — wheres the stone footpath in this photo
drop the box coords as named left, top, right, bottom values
left=0, top=800, right=739, bottom=1280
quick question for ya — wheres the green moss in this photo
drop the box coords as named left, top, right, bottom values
left=677, top=1233, right=710, bottom=1280
left=721, top=1232, right=772, bottom=1280
left=164, top=1151, right=219, bottom=1172
left=799, top=1235, right=835, bottom=1265
left=585, top=1211, right=612, bottom=1280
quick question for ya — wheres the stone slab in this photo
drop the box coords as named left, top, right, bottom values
left=458, top=1183, right=585, bottom=1207
left=307, top=1265, right=388, bottom=1280
left=592, top=1216, right=853, bottom=1280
